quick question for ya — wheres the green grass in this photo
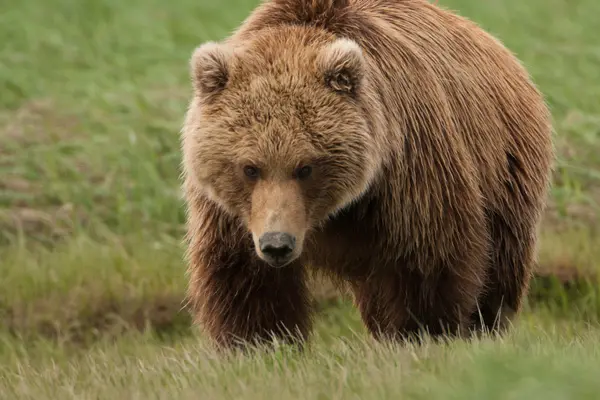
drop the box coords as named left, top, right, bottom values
left=2, top=307, right=600, bottom=399
left=1, top=0, right=599, bottom=397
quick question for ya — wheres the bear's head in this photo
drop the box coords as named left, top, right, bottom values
left=182, top=26, right=381, bottom=267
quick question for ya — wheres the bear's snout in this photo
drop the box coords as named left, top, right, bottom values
left=258, top=231, right=296, bottom=267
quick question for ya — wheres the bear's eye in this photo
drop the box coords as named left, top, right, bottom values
left=295, top=165, right=313, bottom=180
left=243, top=165, right=260, bottom=179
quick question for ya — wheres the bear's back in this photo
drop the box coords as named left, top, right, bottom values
left=234, top=0, right=553, bottom=207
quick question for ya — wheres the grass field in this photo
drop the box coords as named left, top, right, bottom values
left=1, top=0, right=599, bottom=398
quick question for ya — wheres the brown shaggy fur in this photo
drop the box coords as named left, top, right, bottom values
left=181, top=0, right=554, bottom=349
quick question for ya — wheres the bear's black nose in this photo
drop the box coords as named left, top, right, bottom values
left=259, top=232, right=295, bottom=264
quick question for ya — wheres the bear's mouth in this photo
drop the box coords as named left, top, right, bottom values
left=255, top=248, right=300, bottom=268
left=261, top=255, right=296, bottom=268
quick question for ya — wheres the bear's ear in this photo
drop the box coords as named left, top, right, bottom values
left=190, top=42, right=232, bottom=98
left=317, top=38, right=365, bottom=97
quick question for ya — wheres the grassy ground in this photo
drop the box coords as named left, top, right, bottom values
left=1, top=0, right=599, bottom=398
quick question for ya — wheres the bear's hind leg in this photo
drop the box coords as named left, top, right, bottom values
left=470, top=210, right=536, bottom=334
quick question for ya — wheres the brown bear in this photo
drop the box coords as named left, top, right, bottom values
left=180, top=0, right=554, bottom=349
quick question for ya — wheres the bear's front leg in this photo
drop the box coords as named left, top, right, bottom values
left=352, top=256, right=486, bottom=342
left=184, top=195, right=313, bottom=350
